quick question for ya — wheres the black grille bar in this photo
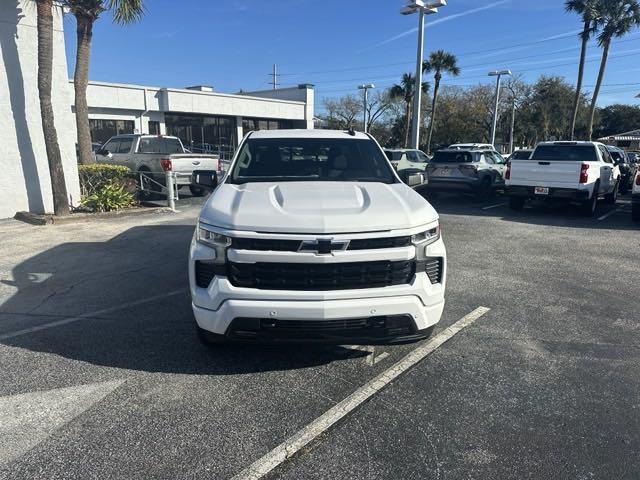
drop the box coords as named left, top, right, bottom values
left=417, top=257, right=444, bottom=284
left=194, top=261, right=225, bottom=288
left=231, top=236, right=412, bottom=252
left=227, top=260, right=415, bottom=291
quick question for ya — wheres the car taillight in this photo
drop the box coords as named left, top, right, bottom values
left=505, top=161, right=511, bottom=180
left=579, top=163, right=589, bottom=184
left=160, top=159, right=172, bottom=171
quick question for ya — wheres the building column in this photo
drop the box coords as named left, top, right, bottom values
left=235, top=116, right=244, bottom=146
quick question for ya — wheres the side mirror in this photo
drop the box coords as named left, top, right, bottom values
left=192, top=170, right=218, bottom=189
left=407, top=173, right=424, bottom=187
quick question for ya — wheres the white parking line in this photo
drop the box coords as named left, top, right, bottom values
left=231, top=306, right=491, bottom=480
left=0, top=289, right=187, bottom=341
left=597, top=208, right=621, bottom=221
left=482, top=202, right=507, bottom=210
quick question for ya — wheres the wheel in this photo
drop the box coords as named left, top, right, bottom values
left=476, top=177, right=493, bottom=201
left=620, top=178, right=629, bottom=195
left=189, top=185, right=209, bottom=197
left=580, top=183, right=599, bottom=217
left=604, top=181, right=619, bottom=205
left=632, top=204, right=640, bottom=222
left=509, top=196, right=525, bottom=211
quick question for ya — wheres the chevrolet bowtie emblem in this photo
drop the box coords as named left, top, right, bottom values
left=298, top=238, right=350, bottom=255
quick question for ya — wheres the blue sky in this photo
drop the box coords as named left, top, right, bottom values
left=63, top=0, right=640, bottom=112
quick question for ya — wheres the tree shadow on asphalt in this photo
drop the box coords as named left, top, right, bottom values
left=0, top=224, right=367, bottom=375
left=417, top=188, right=638, bottom=231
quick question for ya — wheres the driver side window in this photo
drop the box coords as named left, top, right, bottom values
left=598, top=146, right=613, bottom=164
left=102, top=139, right=118, bottom=154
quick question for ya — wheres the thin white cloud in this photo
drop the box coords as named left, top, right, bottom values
left=362, top=0, right=511, bottom=51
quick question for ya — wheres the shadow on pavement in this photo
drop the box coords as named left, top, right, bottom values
left=0, top=224, right=364, bottom=375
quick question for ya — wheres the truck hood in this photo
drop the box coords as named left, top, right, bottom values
left=199, top=182, right=438, bottom=234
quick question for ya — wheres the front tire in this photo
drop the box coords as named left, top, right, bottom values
left=509, top=196, right=525, bottom=211
left=476, top=177, right=493, bottom=201
left=632, top=203, right=640, bottom=222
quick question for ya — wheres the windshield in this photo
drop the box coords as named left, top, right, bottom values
left=431, top=151, right=474, bottom=163
left=229, top=138, right=396, bottom=184
left=532, top=145, right=597, bottom=161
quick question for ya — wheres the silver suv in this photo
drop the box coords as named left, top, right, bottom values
left=425, top=147, right=507, bottom=199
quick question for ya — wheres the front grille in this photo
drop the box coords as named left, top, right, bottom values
left=194, top=261, right=224, bottom=288
left=227, top=260, right=415, bottom=291
left=418, top=257, right=443, bottom=284
left=228, top=315, right=416, bottom=340
left=231, top=236, right=412, bottom=252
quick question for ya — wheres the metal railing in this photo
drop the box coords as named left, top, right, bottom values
left=137, top=171, right=179, bottom=211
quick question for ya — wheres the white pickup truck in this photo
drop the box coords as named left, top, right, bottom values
left=189, top=129, right=446, bottom=344
left=506, top=141, right=620, bottom=216
left=95, top=134, right=219, bottom=197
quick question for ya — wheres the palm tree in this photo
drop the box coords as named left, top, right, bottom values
left=565, top=0, right=602, bottom=140
left=587, top=0, right=640, bottom=140
left=64, top=0, right=144, bottom=165
left=36, top=0, right=70, bottom=215
left=389, top=73, right=429, bottom=148
left=423, top=50, right=460, bottom=154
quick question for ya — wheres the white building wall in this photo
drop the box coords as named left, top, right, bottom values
left=0, top=0, right=80, bottom=218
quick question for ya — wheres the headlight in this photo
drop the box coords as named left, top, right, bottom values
left=196, top=223, right=231, bottom=264
left=411, top=224, right=440, bottom=246
left=197, top=224, right=231, bottom=248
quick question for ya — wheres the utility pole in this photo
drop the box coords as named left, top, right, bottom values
left=358, top=84, right=375, bottom=133
left=488, top=69, right=511, bottom=147
left=269, top=64, right=278, bottom=90
left=509, top=99, right=516, bottom=154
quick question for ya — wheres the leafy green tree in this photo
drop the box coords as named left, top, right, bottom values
left=565, top=0, right=602, bottom=140
left=63, top=0, right=145, bottom=165
left=587, top=0, right=640, bottom=140
left=594, top=104, right=640, bottom=137
left=36, top=0, right=69, bottom=215
left=423, top=50, right=460, bottom=154
left=389, top=73, right=429, bottom=148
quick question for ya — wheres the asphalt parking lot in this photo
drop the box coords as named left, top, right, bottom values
left=0, top=192, right=638, bottom=479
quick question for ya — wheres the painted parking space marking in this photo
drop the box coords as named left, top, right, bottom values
left=598, top=208, right=621, bottom=221
left=482, top=202, right=507, bottom=210
left=0, top=289, right=187, bottom=341
left=231, top=306, right=491, bottom=480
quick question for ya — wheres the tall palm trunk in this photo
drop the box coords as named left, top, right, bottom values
left=404, top=101, right=412, bottom=148
left=426, top=73, right=441, bottom=154
left=587, top=37, right=611, bottom=140
left=74, top=14, right=94, bottom=165
left=36, top=0, right=69, bottom=215
left=570, top=20, right=591, bottom=140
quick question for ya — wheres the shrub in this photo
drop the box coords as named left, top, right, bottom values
left=78, top=164, right=136, bottom=212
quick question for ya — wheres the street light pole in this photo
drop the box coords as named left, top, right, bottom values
left=410, top=8, right=425, bottom=149
left=488, top=69, right=511, bottom=147
left=358, top=84, right=375, bottom=133
left=401, top=1, right=446, bottom=150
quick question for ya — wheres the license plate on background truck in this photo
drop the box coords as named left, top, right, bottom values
left=534, top=187, right=549, bottom=195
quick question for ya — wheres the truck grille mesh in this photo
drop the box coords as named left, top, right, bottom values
left=231, top=236, right=412, bottom=252
left=227, top=260, right=415, bottom=291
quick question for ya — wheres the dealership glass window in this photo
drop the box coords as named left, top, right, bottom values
left=148, top=121, right=160, bottom=135
left=90, top=119, right=135, bottom=145
left=241, top=118, right=293, bottom=137
left=165, top=114, right=238, bottom=159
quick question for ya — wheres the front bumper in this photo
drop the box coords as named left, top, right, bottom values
left=507, top=185, right=590, bottom=201
left=190, top=237, right=446, bottom=343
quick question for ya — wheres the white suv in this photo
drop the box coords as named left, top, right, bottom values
left=506, top=141, right=621, bottom=216
left=189, top=130, right=446, bottom=344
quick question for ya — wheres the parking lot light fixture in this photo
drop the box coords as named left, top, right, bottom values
left=358, top=84, right=375, bottom=133
left=488, top=69, right=512, bottom=147
left=401, top=0, right=446, bottom=149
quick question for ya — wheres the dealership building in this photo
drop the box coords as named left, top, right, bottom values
left=0, top=0, right=314, bottom=219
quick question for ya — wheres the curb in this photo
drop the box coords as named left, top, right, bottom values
left=14, top=207, right=175, bottom=226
